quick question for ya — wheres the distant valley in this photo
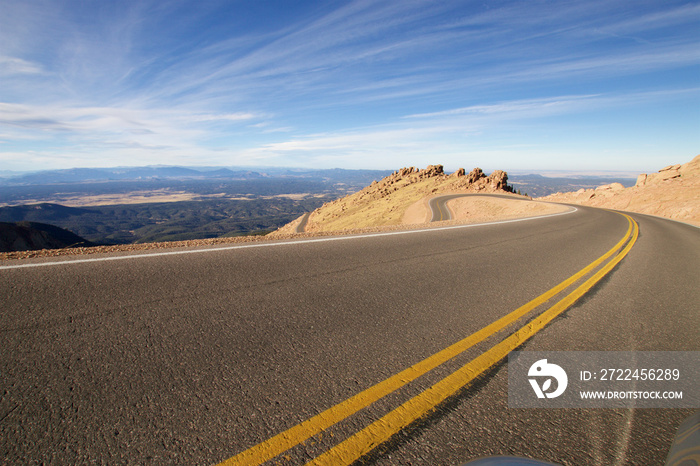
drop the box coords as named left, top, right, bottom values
left=0, top=166, right=391, bottom=247
left=0, top=165, right=637, bottom=250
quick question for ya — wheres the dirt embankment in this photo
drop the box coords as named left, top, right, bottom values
left=538, top=155, right=700, bottom=226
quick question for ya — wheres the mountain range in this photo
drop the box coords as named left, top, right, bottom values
left=0, top=166, right=264, bottom=185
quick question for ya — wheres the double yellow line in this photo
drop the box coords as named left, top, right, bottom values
left=433, top=196, right=450, bottom=221
left=220, top=212, right=639, bottom=466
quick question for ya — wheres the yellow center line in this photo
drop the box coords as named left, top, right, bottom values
left=307, top=214, right=639, bottom=465
left=219, top=213, right=635, bottom=466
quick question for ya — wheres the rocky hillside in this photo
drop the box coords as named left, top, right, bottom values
left=0, top=221, right=95, bottom=252
left=273, top=165, right=516, bottom=234
left=539, top=155, right=700, bottom=226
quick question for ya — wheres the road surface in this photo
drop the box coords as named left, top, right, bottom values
left=294, top=212, right=310, bottom=233
left=429, top=193, right=459, bottom=221
left=1, top=203, right=698, bottom=464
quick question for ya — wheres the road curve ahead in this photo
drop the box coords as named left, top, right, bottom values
left=428, top=193, right=535, bottom=222
left=429, top=193, right=460, bottom=221
left=294, top=212, right=311, bottom=233
left=1, top=205, right=698, bottom=465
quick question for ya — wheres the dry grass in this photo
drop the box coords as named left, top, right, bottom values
left=303, top=177, right=445, bottom=232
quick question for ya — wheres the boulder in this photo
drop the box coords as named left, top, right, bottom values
left=466, top=168, right=485, bottom=184
left=397, top=167, right=416, bottom=177
left=635, top=174, right=647, bottom=187
left=420, top=164, right=444, bottom=178
left=487, top=170, right=509, bottom=190
left=596, top=182, right=625, bottom=191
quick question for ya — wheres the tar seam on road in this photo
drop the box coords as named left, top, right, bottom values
left=0, top=207, right=576, bottom=270
left=217, top=211, right=638, bottom=466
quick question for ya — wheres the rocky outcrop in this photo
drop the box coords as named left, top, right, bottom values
left=636, top=163, right=682, bottom=186
left=595, top=182, right=625, bottom=191
left=465, top=168, right=484, bottom=184
left=389, top=164, right=445, bottom=181
left=487, top=170, right=510, bottom=190
left=420, top=164, right=445, bottom=178
left=345, top=165, right=513, bottom=204
left=449, top=167, right=512, bottom=192
left=592, top=182, right=626, bottom=197
left=635, top=174, right=648, bottom=187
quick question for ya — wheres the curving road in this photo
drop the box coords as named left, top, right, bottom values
left=294, top=212, right=311, bottom=233
left=429, top=193, right=461, bottom=221
left=428, top=192, right=534, bottom=222
left=1, top=203, right=698, bottom=464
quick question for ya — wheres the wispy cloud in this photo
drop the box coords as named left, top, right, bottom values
left=188, top=113, right=260, bottom=123
left=0, top=56, right=44, bottom=76
left=0, top=101, right=268, bottom=169
left=403, top=88, right=700, bottom=121
left=240, top=87, right=700, bottom=170
left=403, top=95, right=604, bottom=120
left=1, top=0, right=698, bottom=171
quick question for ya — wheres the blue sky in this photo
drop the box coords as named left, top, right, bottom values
left=1, top=0, right=698, bottom=173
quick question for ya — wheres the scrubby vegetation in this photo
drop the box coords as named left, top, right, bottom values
left=0, top=197, right=333, bottom=244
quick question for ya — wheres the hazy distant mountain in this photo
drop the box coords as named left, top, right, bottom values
left=0, top=165, right=396, bottom=186
left=0, top=221, right=94, bottom=252
left=2, top=166, right=264, bottom=185
left=507, top=173, right=636, bottom=197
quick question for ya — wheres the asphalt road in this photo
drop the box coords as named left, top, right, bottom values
left=295, top=212, right=311, bottom=233
left=429, top=193, right=462, bottom=221
left=1, top=204, right=698, bottom=465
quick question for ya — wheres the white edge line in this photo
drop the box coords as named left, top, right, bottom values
left=0, top=207, right=577, bottom=270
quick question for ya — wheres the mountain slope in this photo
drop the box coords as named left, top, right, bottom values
left=0, top=221, right=94, bottom=252
left=539, top=155, right=700, bottom=226
left=273, top=165, right=517, bottom=234
left=2, top=166, right=264, bottom=185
